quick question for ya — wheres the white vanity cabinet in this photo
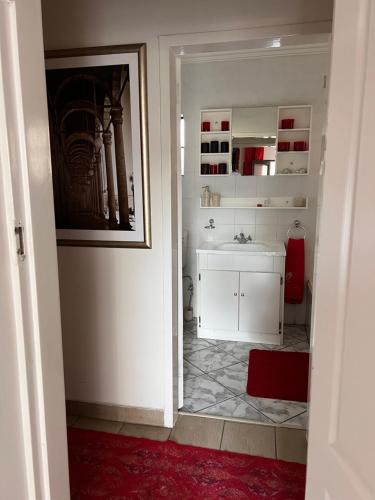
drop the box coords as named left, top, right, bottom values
left=238, top=271, right=281, bottom=334
left=197, top=242, right=285, bottom=345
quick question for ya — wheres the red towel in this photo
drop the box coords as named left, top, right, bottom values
left=243, top=161, right=252, bottom=176
left=285, top=238, right=305, bottom=303
left=244, top=147, right=256, bottom=161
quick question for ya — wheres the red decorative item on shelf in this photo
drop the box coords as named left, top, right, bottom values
left=278, top=141, right=290, bottom=152
left=201, top=121, right=210, bottom=132
left=294, top=141, right=308, bottom=151
left=221, top=120, right=230, bottom=131
left=281, top=118, right=295, bottom=129
left=218, top=163, right=227, bottom=174
left=211, top=164, right=218, bottom=175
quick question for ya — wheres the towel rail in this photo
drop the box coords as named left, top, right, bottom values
left=287, top=220, right=306, bottom=239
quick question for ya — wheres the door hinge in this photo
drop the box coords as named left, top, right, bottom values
left=198, top=316, right=201, bottom=327
left=279, top=321, right=282, bottom=333
left=15, top=223, right=26, bottom=261
left=198, top=273, right=201, bottom=281
left=280, top=276, right=283, bottom=285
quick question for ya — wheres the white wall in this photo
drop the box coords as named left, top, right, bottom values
left=41, top=0, right=333, bottom=414
left=181, top=54, right=329, bottom=324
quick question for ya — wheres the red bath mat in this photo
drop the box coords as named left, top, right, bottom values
left=247, top=349, right=310, bottom=402
left=68, top=427, right=306, bottom=499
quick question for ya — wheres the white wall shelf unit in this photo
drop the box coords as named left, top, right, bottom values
left=199, top=105, right=312, bottom=177
left=200, top=108, right=232, bottom=176
left=200, top=196, right=308, bottom=210
left=276, top=105, right=312, bottom=175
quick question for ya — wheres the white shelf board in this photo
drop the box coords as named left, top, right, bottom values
left=274, top=173, right=309, bottom=176
left=201, top=131, right=231, bottom=135
left=277, top=128, right=310, bottom=132
left=277, top=150, right=309, bottom=154
left=199, top=173, right=308, bottom=177
left=200, top=152, right=231, bottom=156
left=200, top=196, right=308, bottom=210
left=278, top=105, right=312, bottom=109
left=200, top=205, right=308, bottom=210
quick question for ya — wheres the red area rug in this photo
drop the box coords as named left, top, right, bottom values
left=247, top=349, right=310, bottom=402
left=68, top=428, right=306, bottom=499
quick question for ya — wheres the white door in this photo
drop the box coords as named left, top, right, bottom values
left=239, top=272, right=280, bottom=334
left=0, top=1, right=70, bottom=499
left=200, top=270, right=239, bottom=331
left=306, top=0, right=375, bottom=498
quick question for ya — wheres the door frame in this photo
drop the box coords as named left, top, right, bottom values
left=306, top=0, right=375, bottom=497
left=0, top=0, right=70, bottom=498
left=159, top=22, right=331, bottom=427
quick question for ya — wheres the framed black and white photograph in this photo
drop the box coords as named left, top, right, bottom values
left=45, top=44, right=151, bottom=248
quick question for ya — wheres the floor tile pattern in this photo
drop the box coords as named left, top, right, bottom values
left=68, top=413, right=307, bottom=464
left=183, top=321, right=309, bottom=429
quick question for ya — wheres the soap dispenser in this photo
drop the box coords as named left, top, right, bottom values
left=201, top=185, right=210, bottom=207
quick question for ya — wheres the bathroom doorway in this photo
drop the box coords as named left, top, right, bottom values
left=167, top=32, right=331, bottom=429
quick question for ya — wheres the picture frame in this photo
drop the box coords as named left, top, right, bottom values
left=45, top=44, right=151, bottom=248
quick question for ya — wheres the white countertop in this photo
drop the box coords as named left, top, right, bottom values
left=196, top=240, right=286, bottom=257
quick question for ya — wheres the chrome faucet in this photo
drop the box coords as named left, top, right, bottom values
left=204, top=218, right=215, bottom=229
left=234, top=232, right=252, bottom=244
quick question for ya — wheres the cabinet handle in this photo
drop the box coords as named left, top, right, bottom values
left=234, top=292, right=238, bottom=296
left=240, top=293, right=245, bottom=297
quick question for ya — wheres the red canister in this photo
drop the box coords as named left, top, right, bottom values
left=211, top=164, right=218, bottom=175
left=278, top=141, right=290, bottom=152
left=294, top=141, right=307, bottom=151
left=202, top=121, right=210, bottom=132
left=221, top=120, right=230, bottom=131
left=281, top=118, right=294, bottom=129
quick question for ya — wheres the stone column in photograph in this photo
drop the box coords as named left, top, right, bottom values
left=95, top=150, right=105, bottom=216
left=102, top=130, right=118, bottom=226
left=110, top=106, right=131, bottom=230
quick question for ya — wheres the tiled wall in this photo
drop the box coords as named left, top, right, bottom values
left=181, top=54, right=329, bottom=324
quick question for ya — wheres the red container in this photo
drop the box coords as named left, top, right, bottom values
left=211, top=164, right=218, bottom=175
left=278, top=141, right=290, bottom=152
left=202, top=121, right=210, bottom=132
left=294, top=141, right=307, bottom=151
left=221, top=120, right=230, bottom=131
left=281, top=118, right=295, bottom=129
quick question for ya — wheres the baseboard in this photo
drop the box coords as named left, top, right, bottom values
left=66, top=400, right=164, bottom=426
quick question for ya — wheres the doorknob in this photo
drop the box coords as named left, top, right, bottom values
left=234, top=292, right=238, bottom=296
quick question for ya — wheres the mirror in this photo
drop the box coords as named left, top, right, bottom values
left=232, top=106, right=277, bottom=176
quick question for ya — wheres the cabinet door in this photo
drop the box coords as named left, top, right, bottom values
left=239, top=272, right=281, bottom=334
left=200, top=270, right=239, bottom=331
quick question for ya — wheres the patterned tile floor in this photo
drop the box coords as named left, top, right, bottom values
left=182, top=321, right=309, bottom=429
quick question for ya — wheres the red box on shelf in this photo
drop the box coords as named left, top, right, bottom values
left=202, top=121, right=210, bottom=132
left=221, top=120, right=230, bottom=131
left=278, top=141, right=290, bottom=152
left=281, top=118, right=295, bottom=129
left=294, top=141, right=308, bottom=151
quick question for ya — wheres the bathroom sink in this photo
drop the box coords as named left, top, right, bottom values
left=197, top=240, right=286, bottom=256
left=215, top=242, right=272, bottom=252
